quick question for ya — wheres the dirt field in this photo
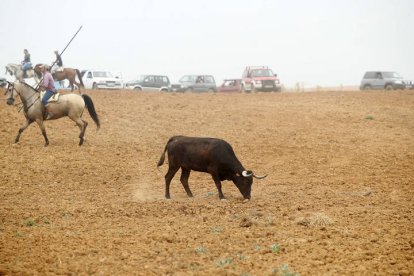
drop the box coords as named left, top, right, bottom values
left=0, top=88, right=413, bottom=275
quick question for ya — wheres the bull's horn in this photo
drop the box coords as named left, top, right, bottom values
left=242, top=170, right=253, bottom=177
left=253, top=173, right=267, bottom=179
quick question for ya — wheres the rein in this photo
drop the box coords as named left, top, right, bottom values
left=8, top=82, right=41, bottom=113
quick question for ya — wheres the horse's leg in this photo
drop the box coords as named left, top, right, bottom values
left=15, top=118, right=34, bottom=143
left=74, top=81, right=82, bottom=94
left=35, top=119, right=49, bottom=146
left=72, top=117, right=87, bottom=146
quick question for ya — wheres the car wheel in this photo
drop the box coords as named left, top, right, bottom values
left=251, top=84, right=256, bottom=93
left=185, top=87, right=193, bottom=93
left=92, top=83, right=97, bottom=89
left=134, top=87, right=142, bottom=91
left=160, top=88, right=168, bottom=92
left=385, top=84, right=393, bottom=90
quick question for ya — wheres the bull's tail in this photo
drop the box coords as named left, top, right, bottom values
left=157, top=137, right=175, bottom=167
left=76, top=69, right=85, bottom=88
left=82, top=94, right=100, bottom=129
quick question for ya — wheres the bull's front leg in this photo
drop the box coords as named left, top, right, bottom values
left=212, top=174, right=225, bottom=200
left=180, top=168, right=193, bottom=197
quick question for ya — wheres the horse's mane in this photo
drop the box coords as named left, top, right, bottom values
left=18, top=81, right=40, bottom=93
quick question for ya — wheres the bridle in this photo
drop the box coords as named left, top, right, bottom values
left=6, top=81, right=40, bottom=112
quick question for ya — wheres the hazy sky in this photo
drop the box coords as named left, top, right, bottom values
left=1, top=0, right=413, bottom=88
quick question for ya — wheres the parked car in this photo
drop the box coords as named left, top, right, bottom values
left=217, top=79, right=241, bottom=93
left=80, top=70, right=123, bottom=90
left=360, top=71, right=407, bottom=90
left=170, top=75, right=217, bottom=92
left=0, top=77, right=7, bottom=88
left=241, top=66, right=281, bottom=92
left=125, top=75, right=170, bottom=92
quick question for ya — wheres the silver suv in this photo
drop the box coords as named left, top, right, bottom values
left=170, top=75, right=217, bottom=92
left=360, top=71, right=407, bottom=90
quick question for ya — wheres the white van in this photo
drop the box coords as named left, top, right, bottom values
left=81, top=70, right=123, bottom=89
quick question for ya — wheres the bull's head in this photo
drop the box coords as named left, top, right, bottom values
left=233, top=170, right=267, bottom=200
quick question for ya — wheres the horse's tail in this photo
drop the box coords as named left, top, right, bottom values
left=82, top=94, right=100, bottom=129
left=76, top=69, right=84, bottom=88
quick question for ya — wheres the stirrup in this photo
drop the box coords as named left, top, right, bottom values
left=46, top=112, right=54, bottom=120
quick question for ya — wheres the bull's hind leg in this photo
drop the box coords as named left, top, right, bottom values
left=164, top=166, right=179, bottom=199
left=15, top=118, right=34, bottom=143
left=72, top=116, right=87, bottom=146
left=180, top=168, right=193, bottom=197
left=35, top=119, right=49, bottom=146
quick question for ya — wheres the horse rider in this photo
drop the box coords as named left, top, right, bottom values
left=39, top=65, right=56, bottom=119
left=21, top=49, right=32, bottom=77
left=51, top=50, right=63, bottom=74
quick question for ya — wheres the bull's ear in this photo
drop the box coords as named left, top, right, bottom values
left=242, top=170, right=253, bottom=177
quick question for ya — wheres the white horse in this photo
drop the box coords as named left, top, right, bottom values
left=5, top=80, right=100, bottom=146
left=5, top=63, right=40, bottom=83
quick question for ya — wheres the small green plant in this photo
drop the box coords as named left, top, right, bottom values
left=270, top=243, right=281, bottom=253
left=211, top=226, right=224, bottom=234
left=188, top=263, right=200, bottom=271
left=237, top=253, right=248, bottom=261
left=240, top=272, right=251, bottom=276
left=255, top=245, right=262, bottom=251
left=272, top=264, right=300, bottom=276
left=62, top=212, right=72, bottom=219
left=15, top=231, right=24, bottom=237
left=365, top=115, right=374, bottom=120
left=23, top=218, right=36, bottom=227
left=195, top=246, right=207, bottom=254
left=216, top=257, right=233, bottom=268
left=207, top=191, right=214, bottom=197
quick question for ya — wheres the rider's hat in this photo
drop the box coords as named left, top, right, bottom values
left=40, top=64, right=49, bottom=70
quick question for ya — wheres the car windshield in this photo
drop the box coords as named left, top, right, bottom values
left=180, top=75, right=197, bottom=82
left=251, top=69, right=274, bottom=77
left=93, top=71, right=113, bottom=78
left=383, top=72, right=402, bottom=79
left=136, top=75, right=146, bottom=82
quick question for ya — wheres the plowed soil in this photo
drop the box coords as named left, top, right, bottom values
left=1, top=89, right=413, bottom=275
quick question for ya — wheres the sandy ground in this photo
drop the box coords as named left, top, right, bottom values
left=0, top=88, right=413, bottom=275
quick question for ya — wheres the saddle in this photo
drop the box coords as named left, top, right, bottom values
left=40, top=91, right=60, bottom=103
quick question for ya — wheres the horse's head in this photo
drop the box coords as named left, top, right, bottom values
left=34, top=64, right=43, bottom=78
left=5, top=81, right=16, bottom=105
left=5, top=65, right=14, bottom=76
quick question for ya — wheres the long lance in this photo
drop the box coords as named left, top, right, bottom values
left=36, top=25, right=83, bottom=88
left=49, top=25, right=83, bottom=69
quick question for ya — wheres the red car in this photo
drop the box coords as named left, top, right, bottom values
left=241, top=66, right=281, bottom=92
left=217, top=79, right=242, bottom=93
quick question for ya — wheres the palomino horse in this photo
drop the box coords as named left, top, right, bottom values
left=5, top=63, right=41, bottom=83
left=5, top=81, right=100, bottom=146
left=34, top=64, right=84, bottom=93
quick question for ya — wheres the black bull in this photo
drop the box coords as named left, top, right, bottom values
left=157, top=136, right=267, bottom=200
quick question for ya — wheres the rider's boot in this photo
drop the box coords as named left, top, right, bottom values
left=45, top=105, right=54, bottom=120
